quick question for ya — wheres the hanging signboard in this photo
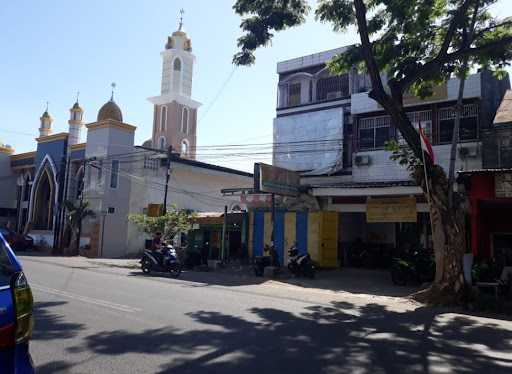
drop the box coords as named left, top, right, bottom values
left=495, top=173, right=512, bottom=198
left=254, top=163, right=300, bottom=196
left=366, top=197, right=417, bottom=223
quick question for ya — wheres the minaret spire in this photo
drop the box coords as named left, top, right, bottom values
left=178, top=8, right=184, bottom=31
left=110, top=82, right=116, bottom=101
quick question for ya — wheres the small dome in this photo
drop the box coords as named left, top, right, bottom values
left=41, top=110, right=51, bottom=119
left=72, top=101, right=83, bottom=111
left=97, top=99, right=123, bottom=122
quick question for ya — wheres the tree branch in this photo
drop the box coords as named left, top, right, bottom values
left=353, top=0, right=422, bottom=158
left=438, top=0, right=473, bottom=57
left=397, top=34, right=512, bottom=92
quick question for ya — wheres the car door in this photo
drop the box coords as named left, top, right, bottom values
left=0, top=236, right=17, bottom=372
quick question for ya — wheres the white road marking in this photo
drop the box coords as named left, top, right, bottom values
left=31, top=284, right=142, bottom=313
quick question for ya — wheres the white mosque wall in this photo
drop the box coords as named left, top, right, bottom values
left=126, top=160, right=253, bottom=255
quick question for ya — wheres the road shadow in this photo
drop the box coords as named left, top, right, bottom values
left=32, top=300, right=86, bottom=373
left=32, top=300, right=86, bottom=341
left=127, top=269, right=268, bottom=287
left=66, top=301, right=512, bottom=373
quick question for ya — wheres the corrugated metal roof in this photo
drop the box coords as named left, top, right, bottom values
left=458, top=168, right=512, bottom=174
left=310, top=180, right=417, bottom=189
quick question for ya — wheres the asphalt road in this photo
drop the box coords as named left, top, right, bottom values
left=19, top=256, right=512, bottom=374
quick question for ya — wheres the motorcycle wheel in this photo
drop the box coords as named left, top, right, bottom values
left=141, top=259, right=152, bottom=274
left=169, top=263, right=182, bottom=278
left=305, top=264, right=315, bottom=279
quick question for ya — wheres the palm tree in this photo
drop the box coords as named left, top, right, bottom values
left=63, top=200, right=95, bottom=254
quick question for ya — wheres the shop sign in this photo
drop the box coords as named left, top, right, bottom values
left=366, top=197, right=417, bottom=223
left=254, top=163, right=300, bottom=196
left=147, top=204, right=163, bottom=217
left=495, top=173, right=512, bottom=198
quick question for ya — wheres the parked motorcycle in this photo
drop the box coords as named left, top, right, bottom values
left=390, top=248, right=435, bottom=286
left=140, top=244, right=182, bottom=278
left=287, top=245, right=315, bottom=279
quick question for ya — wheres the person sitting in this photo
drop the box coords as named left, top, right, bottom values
left=151, top=232, right=163, bottom=251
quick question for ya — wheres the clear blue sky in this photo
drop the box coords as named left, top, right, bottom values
left=1, top=0, right=511, bottom=172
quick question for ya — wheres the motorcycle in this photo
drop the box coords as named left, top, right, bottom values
left=140, top=244, right=182, bottom=278
left=390, top=248, right=435, bottom=286
left=287, top=245, right=315, bottom=279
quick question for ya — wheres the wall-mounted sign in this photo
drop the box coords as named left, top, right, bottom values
left=254, top=163, right=300, bottom=196
left=147, top=204, right=163, bottom=217
left=495, top=173, right=512, bottom=198
left=366, top=197, right=417, bottom=223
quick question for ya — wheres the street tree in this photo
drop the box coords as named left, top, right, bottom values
left=63, top=200, right=96, bottom=253
left=233, top=0, right=512, bottom=303
left=129, top=205, right=196, bottom=243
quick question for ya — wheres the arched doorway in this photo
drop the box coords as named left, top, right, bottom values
left=32, top=168, right=56, bottom=230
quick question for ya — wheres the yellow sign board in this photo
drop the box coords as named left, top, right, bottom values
left=366, top=197, right=417, bottom=223
left=147, top=204, right=163, bottom=217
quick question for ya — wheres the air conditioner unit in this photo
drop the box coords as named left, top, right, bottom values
left=459, top=144, right=479, bottom=158
left=354, top=155, right=371, bottom=166
left=326, top=91, right=342, bottom=100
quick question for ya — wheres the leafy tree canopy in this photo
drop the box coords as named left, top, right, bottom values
left=234, top=0, right=512, bottom=98
left=129, top=205, right=196, bottom=242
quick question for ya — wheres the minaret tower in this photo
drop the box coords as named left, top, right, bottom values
left=68, top=93, right=84, bottom=146
left=148, top=9, right=202, bottom=159
left=39, top=103, right=53, bottom=138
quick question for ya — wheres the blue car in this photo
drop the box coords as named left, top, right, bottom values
left=0, top=232, right=34, bottom=373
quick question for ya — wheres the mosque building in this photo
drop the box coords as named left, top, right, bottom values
left=0, top=18, right=252, bottom=257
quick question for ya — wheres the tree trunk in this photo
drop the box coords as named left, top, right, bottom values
left=413, top=165, right=468, bottom=304
left=353, top=0, right=469, bottom=304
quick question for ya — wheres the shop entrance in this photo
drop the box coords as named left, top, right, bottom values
left=339, top=212, right=431, bottom=269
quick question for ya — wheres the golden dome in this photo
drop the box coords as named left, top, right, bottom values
left=97, top=99, right=123, bottom=122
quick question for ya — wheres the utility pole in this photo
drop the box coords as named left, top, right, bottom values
left=162, top=146, right=173, bottom=215
left=134, top=144, right=178, bottom=216
left=76, top=158, right=87, bottom=251
left=221, top=205, right=228, bottom=261
left=99, top=210, right=108, bottom=258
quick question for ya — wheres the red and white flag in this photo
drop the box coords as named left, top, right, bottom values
left=419, top=122, right=435, bottom=163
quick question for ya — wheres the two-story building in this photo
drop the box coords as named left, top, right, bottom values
left=268, top=46, right=510, bottom=267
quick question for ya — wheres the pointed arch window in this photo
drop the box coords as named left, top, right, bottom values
left=181, top=107, right=189, bottom=134
left=181, top=139, right=189, bottom=156
left=172, top=57, right=183, bottom=93
left=160, top=106, right=167, bottom=132
left=159, top=136, right=166, bottom=150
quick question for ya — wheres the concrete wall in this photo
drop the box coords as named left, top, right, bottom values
left=352, top=142, right=483, bottom=182
left=351, top=73, right=483, bottom=115
left=125, top=160, right=253, bottom=255
left=85, top=123, right=135, bottom=258
left=274, top=107, right=344, bottom=172
left=0, top=152, right=17, bottom=211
